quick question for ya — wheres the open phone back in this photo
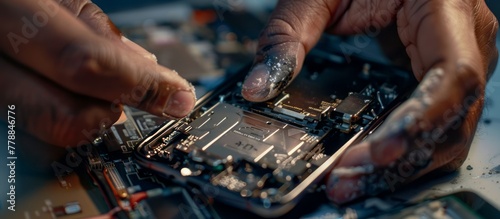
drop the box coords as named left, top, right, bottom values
left=134, top=51, right=417, bottom=217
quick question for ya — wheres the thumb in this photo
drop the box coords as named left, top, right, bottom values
left=241, top=0, right=342, bottom=102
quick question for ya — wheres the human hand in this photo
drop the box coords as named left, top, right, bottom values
left=241, top=0, right=498, bottom=203
left=0, top=0, right=196, bottom=147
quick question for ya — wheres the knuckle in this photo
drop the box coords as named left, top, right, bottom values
left=480, top=5, right=499, bottom=45
left=266, top=9, right=301, bottom=39
left=57, top=0, right=90, bottom=14
left=485, top=10, right=498, bottom=78
left=79, top=1, right=107, bottom=20
left=262, top=17, right=298, bottom=43
left=59, top=0, right=115, bottom=36
left=261, top=0, right=330, bottom=51
left=492, top=15, right=499, bottom=34
left=257, top=16, right=302, bottom=55
left=453, top=61, right=485, bottom=94
left=59, top=42, right=102, bottom=82
left=132, top=72, right=162, bottom=110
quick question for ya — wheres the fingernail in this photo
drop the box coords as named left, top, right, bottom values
left=163, top=90, right=195, bottom=118
left=242, top=63, right=271, bottom=101
left=242, top=59, right=295, bottom=101
left=242, top=46, right=297, bottom=101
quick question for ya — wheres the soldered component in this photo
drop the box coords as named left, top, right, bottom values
left=187, top=103, right=322, bottom=166
left=102, top=107, right=167, bottom=153
left=104, top=163, right=129, bottom=199
left=52, top=202, right=82, bottom=217
left=331, top=93, right=372, bottom=133
left=132, top=49, right=415, bottom=217
left=87, top=154, right=103, bottom=170
left=56, top=175, right=71, bottom=189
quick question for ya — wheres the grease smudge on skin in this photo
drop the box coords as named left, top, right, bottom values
left=242, top=43, right=298, bottom=101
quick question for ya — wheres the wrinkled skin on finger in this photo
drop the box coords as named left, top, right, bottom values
left=242, top=0, right=498, bottom=203
left=0, top=0, right=196, bottom=146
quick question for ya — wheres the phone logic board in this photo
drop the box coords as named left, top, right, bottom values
left=133, top=52, right=416, bottom=217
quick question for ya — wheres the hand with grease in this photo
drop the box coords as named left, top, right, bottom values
left=0, top=0, right=196, bottom=146
left=242, top=0, right=498, bottom=203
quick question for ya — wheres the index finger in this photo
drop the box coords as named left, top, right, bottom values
left=0, top=0, right=195, bottom=118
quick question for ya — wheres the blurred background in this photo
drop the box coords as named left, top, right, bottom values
left=94, top=0, right=279, bottom=98
left=89, top=0, right=500, bottom=98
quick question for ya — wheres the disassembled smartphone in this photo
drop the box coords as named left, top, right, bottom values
left=134, top=50, right=417, bottom=217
